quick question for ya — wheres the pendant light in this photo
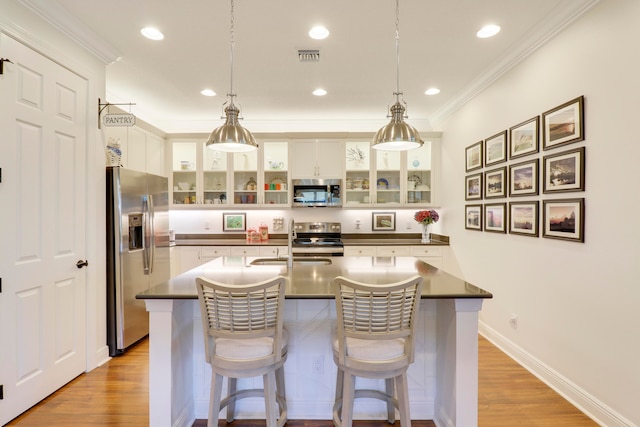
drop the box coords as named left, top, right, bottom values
left=205, top=0, right=258, bottom=152
left=372, top=0, right=424, bottom=151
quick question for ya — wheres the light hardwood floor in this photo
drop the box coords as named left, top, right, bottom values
left=6, top=336, right=598, bottom=426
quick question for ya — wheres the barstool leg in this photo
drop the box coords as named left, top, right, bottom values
left=226, top=377, right=237, bottom=422
left=208, top=372, right=224, bottom=427
left=385, top=377, right=396, bottom=423
left=264, top=371, right=278, bottom=427
left=340, top=372, right=356, bottom=427
left=276, top=366, right=288, bottom=422
left=395, top=373, right=411, bottom=427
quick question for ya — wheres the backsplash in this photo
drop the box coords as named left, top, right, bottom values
left=169, top=208, right=441, bottom=235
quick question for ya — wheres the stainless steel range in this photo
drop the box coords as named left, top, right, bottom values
left=292, top=222, right=343, bottom=256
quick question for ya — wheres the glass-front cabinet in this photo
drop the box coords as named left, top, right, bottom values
left=263, top=142, right=289, bottom=206
left=405, top=141, right=432, bottom=205
left=170, top=139, right=289, bottom=207
left=172, top=141, right=198, bottom=205
left=343, top=135, right=438, bottom=207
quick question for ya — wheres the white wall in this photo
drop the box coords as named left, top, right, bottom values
left=438, top=1, right=639, bottom=425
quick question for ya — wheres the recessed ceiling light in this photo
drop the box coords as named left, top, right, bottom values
left=308, top=26, right=329, bottom=40
left=201, top=89, right=216, bottom=97
left=141, top=27, right=164, bottom=40
left=477, top=24, right=500, bottom=39
left=313, top=88, right=327, bottom=96
left=425, top=88, right=440, bottom=96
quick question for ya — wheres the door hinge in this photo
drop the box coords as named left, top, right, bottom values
left=0, top=384, right=3, bottom=399
left=0, top=277, right=2, bottom=293
left=0, top=58, right=13, bottom=75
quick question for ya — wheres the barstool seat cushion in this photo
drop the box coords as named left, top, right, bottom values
left=332, top=335, right=406, bottom=361
left=216, top=330, right=289, bottom=360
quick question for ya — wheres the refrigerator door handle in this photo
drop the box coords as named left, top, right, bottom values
left=142, top=196, right=150, bottom=275
left=147, top=194, right=155, bottom=274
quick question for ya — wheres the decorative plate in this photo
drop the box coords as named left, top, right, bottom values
left=376, top=178, right=389, bottom=189
left=270, top=176, right=285, bottom=185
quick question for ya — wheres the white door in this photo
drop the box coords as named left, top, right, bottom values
left=0, top=35, right=88, bottom=424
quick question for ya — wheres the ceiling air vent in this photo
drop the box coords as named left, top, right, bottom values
left=298, top=49, right=320, bottom=62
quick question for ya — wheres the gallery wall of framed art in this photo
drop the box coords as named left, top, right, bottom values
left=464, top=95, right=586, bottom=242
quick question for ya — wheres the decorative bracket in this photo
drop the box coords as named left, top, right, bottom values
left=0, top=58, right=13, bottom=75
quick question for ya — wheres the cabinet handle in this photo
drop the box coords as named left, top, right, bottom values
left=76, top=259, right=89, bottom=269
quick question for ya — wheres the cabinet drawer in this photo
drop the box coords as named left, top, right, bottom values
left=201, top=246, right=231, bottom=257
left=377, top=246, right=411, bottom=257
left=344, top=246, right=376, bottom=256
left=230, top=246, right=261, bottom=256
left=259, top=246, right=287, bottom=257
left=410, top=246, right=443, bottom=257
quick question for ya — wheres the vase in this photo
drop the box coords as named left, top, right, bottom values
left=421, top=223, right=431, bottom=244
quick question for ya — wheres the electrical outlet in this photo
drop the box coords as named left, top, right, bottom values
left=312, top=356, right=324, bottom=374
left=509, top=313, right=518, bottom=329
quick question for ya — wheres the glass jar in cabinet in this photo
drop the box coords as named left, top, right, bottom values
left=406, top=141, right=432, bottom=205
left=263, top=141, right=289, bottom=206
left=203, top=147, right=228, bottom=205
left=374, top=150, right=401, bottom=205
left=233, top=150, right=259, bottom=205
left=344, top=141, right=372, bottom=206
left=172, top=141, right=198, bottom=205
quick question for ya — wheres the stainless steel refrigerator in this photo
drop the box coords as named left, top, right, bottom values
left=106, top=167, right=170, bottom=356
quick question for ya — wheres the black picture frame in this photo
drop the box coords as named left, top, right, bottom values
left=543, top=147, right=585, bottom=193
left=465, top=204, right=483, bottom=231
left=509, top=116, right=539, bottom=159
left=484, top=203, right=507, bottom=233
left=542, top=96, right=585, bottom=150
left=509, top=159, right=539, bottom=197
left=542, top=198, right=585, bottom=242
left=465, top=173, right=483, bottom=201
left=465, top=141, right=483, bottom=172
left=484, top=130, right=507, bottom=166
left=509, top=201, right=539, bottom=237
left=484, top=167, right=507, bottom=199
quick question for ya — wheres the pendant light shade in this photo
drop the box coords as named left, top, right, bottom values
left=372, top=0, right=423, bottom=151
left=206, top=0, right=257, bottom=152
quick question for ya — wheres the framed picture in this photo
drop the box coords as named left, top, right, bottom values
left=543, top=147, right=585, bottom=193
left=509, top=201, right=539, bottom=237
left=542, top=198, right=585, bottom=242
left=465, top=205, right=483, bottom=231
left=484, top=130, right=507, bottom=166
left=509, top=159, right=539, bottom=197
left=222, top=212, right=246, bottom=231
left=484, top=203, right=507, bottom=233
left=542, top=96, right=584, bottom=150
left=372, top=212, right=395, bottom=231
left=484, top=167, right=507, bottom=199
left=465, top=173, right=483, bottom=201
left=465, top=141, right=483, bottom=172
left=509, top=116, right=539, bottom=159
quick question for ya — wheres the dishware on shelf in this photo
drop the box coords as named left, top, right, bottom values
left=178, top=182, right=190, bottom=191
left=180, top=161, right=194, bottom=171
left=377, top=178, right=389, bottom=189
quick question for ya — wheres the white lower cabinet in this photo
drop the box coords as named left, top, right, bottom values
left=230, top=246, right=261, bottom=257
left=344, top=245, right=444, bottom=269
left=259, top=246, right=288, bottom=257
left=176, top=246, right=230, bottom=275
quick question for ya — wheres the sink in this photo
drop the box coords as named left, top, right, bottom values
left=249, top=257, right=332, bottom=266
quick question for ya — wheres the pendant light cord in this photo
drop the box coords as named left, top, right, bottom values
left=395, top=0, right=401, bottom=103
left=228, top=0, right=235, bottom=102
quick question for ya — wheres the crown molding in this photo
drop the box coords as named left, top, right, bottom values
left=18, top=0, right=121, bottom=64
left=429, top=0, right=600, bottom=127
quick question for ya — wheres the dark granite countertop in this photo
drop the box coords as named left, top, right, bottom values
left=137, top=256, right=490, bottom=300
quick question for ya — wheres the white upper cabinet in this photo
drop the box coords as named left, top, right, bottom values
left=104, top=124, right=167, bottom=176
left=291, top=140, right=343, bottom=179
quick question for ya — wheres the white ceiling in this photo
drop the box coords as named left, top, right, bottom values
left=34, top=0, right=596, bottom=134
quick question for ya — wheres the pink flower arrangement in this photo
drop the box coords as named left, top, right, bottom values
left=414, top=210, right=439, bottom=225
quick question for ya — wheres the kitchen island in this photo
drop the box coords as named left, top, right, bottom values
left=137, top=256, right=492, bottom=427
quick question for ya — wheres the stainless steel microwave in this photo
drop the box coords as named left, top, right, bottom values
left=292, top=179, right=342, bottom=207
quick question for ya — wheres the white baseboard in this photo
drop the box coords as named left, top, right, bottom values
left=479, top=322, right=635, bottom=427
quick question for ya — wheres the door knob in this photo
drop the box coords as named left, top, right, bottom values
left=76, top=260, right=89, bottom=268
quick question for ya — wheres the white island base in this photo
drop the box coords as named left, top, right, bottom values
left=144, top=297, right=484, bottom=427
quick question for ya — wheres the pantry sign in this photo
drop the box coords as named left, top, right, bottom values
left=103, top=113, right=136, bottom=127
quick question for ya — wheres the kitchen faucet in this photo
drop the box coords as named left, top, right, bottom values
left=288, top=218, right=296, bottom=268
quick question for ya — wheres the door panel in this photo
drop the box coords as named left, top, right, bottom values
left=0, top=35, right=88, bottom=425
